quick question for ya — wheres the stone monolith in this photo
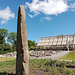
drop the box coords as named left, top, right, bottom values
left=16, top=5, right=29, bottom=75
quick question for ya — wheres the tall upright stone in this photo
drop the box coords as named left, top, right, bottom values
left=16, top=5, right=29, bottom=75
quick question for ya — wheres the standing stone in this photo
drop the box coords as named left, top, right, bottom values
left=16, top=5, right=29, bottom=75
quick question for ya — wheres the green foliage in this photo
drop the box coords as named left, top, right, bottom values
left=51, top=67, right=61, bottom=75
left=0, top=36, right=5, bottom=44
left=0, top=28, right=8, bottom=44
left=0, top=28, right=37, bottom=53
left=0, top=29, right=8, bottom=37
left=0, top=43, right=12, bottom=51
left=28, top=40, right=36, bottom=47
left=29, top=59, right=48, bottom=69
left=65, top=69, right=73, bottom=75
left=8, top=34, right=37, bottom=50
left=8, top=32, right=17, bottom=49
left=0, top=29, right=13, bottom=52
left=45, top=66, right=51, bottom=72
left=28, top=40, right=37, bottom=50
left=0, top=49, right=15, bottom=55
left=29, top=46, right=37, bottom=50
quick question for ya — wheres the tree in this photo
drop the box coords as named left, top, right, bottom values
left=32, top=40, right=36, bottom=46
left=0, top=29, right=12, bottom=51
left=28, top=40, right=37, bottom=50
left=8, top=32, right=37, bottom=50
left=28, top=40, right=36, bottom=47
left=0, top=28, right=8, bottom=44
left=0, top=43, right=12, bottom=51
left=8, top=32, right=17, bottom=49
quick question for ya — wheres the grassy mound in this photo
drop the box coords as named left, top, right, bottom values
left=60, top=51, right=75, bottom=60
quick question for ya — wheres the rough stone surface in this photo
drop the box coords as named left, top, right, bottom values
left=16, top=5, right=29, bottom=75
left=0, top=51, right=70, bottom=60
left=29, top=50, right=57, bottom=59
left=0, top=50, right=57, bottom=58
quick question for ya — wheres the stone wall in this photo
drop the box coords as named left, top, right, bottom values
left=0, top=50, right=58, bottom=59
left=29, top=50, right=57, bottom=59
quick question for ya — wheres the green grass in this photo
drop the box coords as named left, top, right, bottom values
left=0, top=59, right=16, bottom=74
left=0, top=58, right=75, bottom=75
left=0, top=59, right=75, bottom=75
left=0, top=57, right=16, bottom=61
left=60, top=51, right=75, bottom=60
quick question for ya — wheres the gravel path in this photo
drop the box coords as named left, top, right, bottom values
left=36, top=51, right=70, bottom=60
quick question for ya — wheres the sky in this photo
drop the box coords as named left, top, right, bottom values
left=0, top=0, right=75, bottom=43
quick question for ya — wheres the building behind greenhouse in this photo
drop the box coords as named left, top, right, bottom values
left=37, top=34, right=75, bottom=50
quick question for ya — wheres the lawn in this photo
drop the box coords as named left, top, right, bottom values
left=60, top=51, right=75, bottom=60
left=0, top=57, right=16, bottom=61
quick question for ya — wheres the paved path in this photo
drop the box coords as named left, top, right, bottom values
left=36, top=51, right=70, bottom=60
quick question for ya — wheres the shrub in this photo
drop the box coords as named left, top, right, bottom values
left=45, top=66, right=51, bottom=72
left=51, top=67, right=61, bottom=75
left=0, top=43, right=12, bottom=51
left=65, top=69, right=73, bottom=75
left=29, top=46, right=37, bottom=50
left=0, top=49, right=15, bottom=55
left=45, top=59, right=57, bottom=67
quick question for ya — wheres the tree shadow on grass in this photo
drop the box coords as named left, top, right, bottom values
left=0, top=72, right=16, bottom=75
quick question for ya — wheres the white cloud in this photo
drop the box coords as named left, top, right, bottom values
left=28, top=14, right=33, bottom=18
left=40, top=16, right=52, bottom=22
left=26, top=0, right=68, bottom=16
left=0, top=6, right=15, bottom=24
left=70, top=3, right=75, bottom=11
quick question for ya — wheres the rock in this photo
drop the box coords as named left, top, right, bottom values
left=52, top=51, right=57, bottom=54
left=16, top=5, right=29, bottom=75
left=0, top=50, right=58, bottom=59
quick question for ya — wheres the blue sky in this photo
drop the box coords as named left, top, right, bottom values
left=0, top=0, right=75, bottom=43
